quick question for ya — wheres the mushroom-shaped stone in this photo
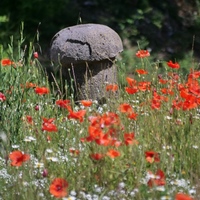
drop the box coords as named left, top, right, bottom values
left=50, top=23, right=123, bottom=101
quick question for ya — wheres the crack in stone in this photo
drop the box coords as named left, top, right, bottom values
left=66, top=39, right=92, bottom=56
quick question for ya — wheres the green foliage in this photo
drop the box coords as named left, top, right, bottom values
left=0, top=0, right=79, bottom=48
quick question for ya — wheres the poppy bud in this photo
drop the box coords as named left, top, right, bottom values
left=35, top=104, right=40, bottom=111
left=42, top=169, right=48, bottom=177
left=33, top=52, right=38, bottom=59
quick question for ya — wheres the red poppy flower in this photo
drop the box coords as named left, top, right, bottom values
left=180, top=89, right=191, bottom=99
left=80, top=100, right=93, bottom=107
left=136, top=69, right=148, bottom=75
left=172, top=99, right=184, bottom=110
left=35, top=87, right=50, bottom=95
left=188, top=84, right=200, bottom=97
left=153, top=91, right=168, bottom=102
left=101, top=112, right=120, bottom=127
left=145, top=151, right=160, bottom=163
left=136, top=50, right=150, bottom=58
left=151, top=99, right=161, bottom=110
left=49, top=178, right=68, bottom=198
left=118, top=103, right=133, bottom=113
left=106, top=149, right=120, bottom=158
left=126, top=77, right=137, bottom=87
left=147, top=169, right=165, bottom=187
left=182, top=99, right=197, bottom=110
left=106, top=84, right=118, bottom=92
left=175, top=193, right=194, bottom=200
left=167, top=60, right=180, bottom=69
left=188, top=70, right=200, bottom=79
left=127, top=112, right=138, bottom=120
left=42, top=118, right=58, bottom=132
left=187, top=76, right=199, bottom=87
left=56, top=99, right=70, bottom=109
left=1, top=58, right=14, bottom=66
left=161, top=88, right=174, bottom=95
left=90, top=153, right=104, bottom=160
left=125, top=87, right=139, bottom=94
left=67, top=109, right=86, bottom=123
left=125, top=77, right=140, bottom=94
left=88, top=125, right=103, bottom=140
left=42, top=118, right=55, bottom=124
left=159, top=78, right=168, bottom=84
left=138, top=81, right=151, bottom=91
left=95, top=134, right=112, bottom=146
left=124, top=133, right=138, bottom=145
left=196, top=97, right=200, bottom=105
left=178, top=83, right=185, bottom=91
left=0, top=92, right=6, bottom=101
left=42, top=123, right=58, bottom=132
left=151, top=91, right=168, bottom=110
left=9, top=150, right=30, bottom=167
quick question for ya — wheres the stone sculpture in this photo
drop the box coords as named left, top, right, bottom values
left=50, top=24, right=123, bottom=101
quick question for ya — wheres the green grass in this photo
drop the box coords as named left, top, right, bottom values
left=0, top=33, right=199, bottom=200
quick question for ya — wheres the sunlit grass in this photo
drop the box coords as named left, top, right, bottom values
left=0, top=33, right=199, bottom=200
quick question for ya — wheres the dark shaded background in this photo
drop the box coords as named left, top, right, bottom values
left=0, top=0, right=200, bottom=61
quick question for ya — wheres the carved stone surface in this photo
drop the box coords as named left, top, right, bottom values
left=50, top=24, right=123, bottom=101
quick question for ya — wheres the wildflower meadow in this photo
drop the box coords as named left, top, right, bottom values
left=0, top=32, right=200, bottom=200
